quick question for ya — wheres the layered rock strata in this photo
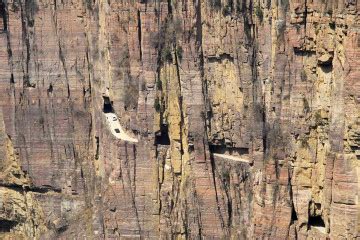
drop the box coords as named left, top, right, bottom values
left=0, top=0, right=358, bottom=239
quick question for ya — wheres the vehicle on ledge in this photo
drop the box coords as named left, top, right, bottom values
left=104, top=112, right=138, bottom=143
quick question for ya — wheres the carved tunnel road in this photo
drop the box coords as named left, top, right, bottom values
left=104, top=113, right=138, bottom=143
left=213, top=153, right=250, bottom=164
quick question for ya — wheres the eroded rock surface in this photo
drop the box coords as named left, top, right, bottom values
left=0, top=0, right=358, bottom=239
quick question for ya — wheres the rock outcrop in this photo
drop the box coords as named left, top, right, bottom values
left=0, top=0, right=358, bottom=239
left=0, top=110, right=47, bottom=239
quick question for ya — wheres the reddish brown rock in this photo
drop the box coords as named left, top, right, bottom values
left=0, top=0, right=358, bottom=239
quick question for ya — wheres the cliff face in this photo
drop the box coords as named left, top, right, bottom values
left=0, top=0, right=358, bottom=239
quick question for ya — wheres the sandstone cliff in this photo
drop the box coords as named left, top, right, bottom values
left=0, top=0, right=358, bottom=239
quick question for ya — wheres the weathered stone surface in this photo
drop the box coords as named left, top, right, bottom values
left=0, top=0, right=358, bottom=239
left=0, top=110, right=47, bottom=238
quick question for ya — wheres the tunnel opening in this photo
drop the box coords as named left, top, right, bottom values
left=209, top=144, right=249, bottom=155
left=350, top=145, right=360, bottom=160
left=319, top=63, right=333, bottom=74
left=291, top=205, right=298, bottom=223
left=318, top=55, right=333, bottom=74
left=56, top=224, right=68, bottom=234
left=155, top=124, right=170, bottom=145
left=308, top=215, right=325, bottom=228
left=0, top=220, right=18, bottom=232
left=103, top=96, right=113, bottom=113
left=47, top=83, right=53, bottom=94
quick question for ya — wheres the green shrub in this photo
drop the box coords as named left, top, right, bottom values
left=154, top=97, right=161, bottom=112
left=161, top=47, right=172, bottom=63
left=176, top=46, right=183, bottom=62
left=280, top=0, right=289, bottom=8
left=300, top=136, right=310, bottom=148
left=255, top=5, right=263, bottom=22
left=221, top=169, right=230, bottom=183
left=25, top=0, right=39, bottom=15
left=156, top=17, right=184, bottom=65
left=210, top=0, right=222, bottom=10
left=156, top=79, right=162, bottom=90
left=222, top=1, right=233, bottom=15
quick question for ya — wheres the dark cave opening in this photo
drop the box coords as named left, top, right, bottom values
left=308, top=215, right=325, bottom=228
left=209, top=144, right=223, bottom=153
left=319, top=63, right=333, bottom=74
left=291, top=205, right=298, bottom=223
left=209, top=144, right=249, bottom=155
left=56, top=224, right=68, bottom=234
left=103, top=96, right=113, bottom=113
left=0, top=220, right=18, bottom=232
left=47, top=83, right=53, bottom=94
left=155, top=124, right=170, bottom=145
left=350, top=145, right=360, bottom=160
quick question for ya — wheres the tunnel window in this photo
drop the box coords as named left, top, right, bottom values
left=155, top=124, right=170, bottom=145
left=188, top=143, right=194, bottom=152
left=308, top=215, right=325, bottom=228
left=209, top=144, right=249, bottom=155
left=350, top=146, right=360, bottom=160
left=209, top=144, right=225, bottom=153
left=0, top=220, right=17, bottom=232
left=103, top=96, right=113, bottom=113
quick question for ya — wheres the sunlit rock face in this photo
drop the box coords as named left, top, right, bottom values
left=0, top=0, right=358, bottom=239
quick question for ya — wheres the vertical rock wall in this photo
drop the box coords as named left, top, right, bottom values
left=0, top=0, right=358, bottom=239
